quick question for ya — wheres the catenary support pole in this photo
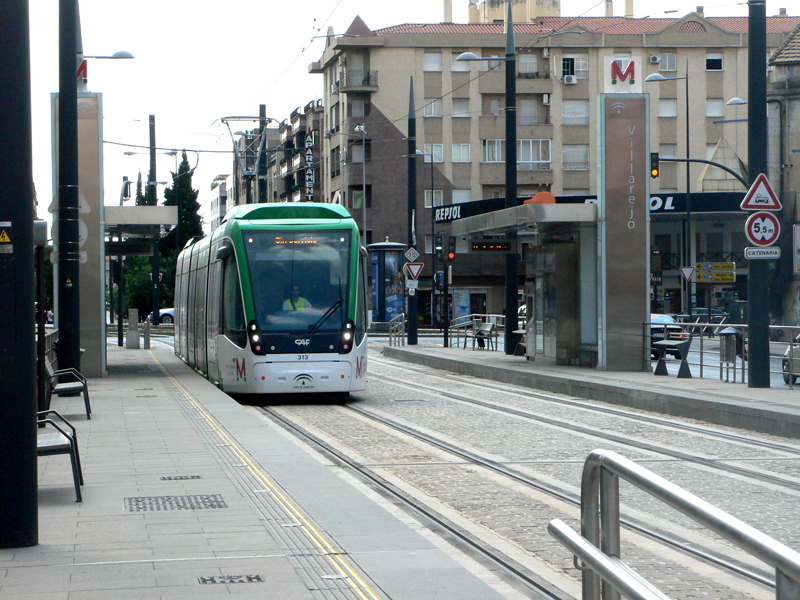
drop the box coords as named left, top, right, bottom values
left=57, top=0, right=81, bottom=373
left=149, top=115, right=160, bottom=326
left=407, top=77, right=419, bottom=344
left=747, top=0, right=770, bottom=388
left=504, top=1, right=519, bottom=354
left=0, top=0, right=38, bottom=547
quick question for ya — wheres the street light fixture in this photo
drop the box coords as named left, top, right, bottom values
left=645, top=64, right=693, bottom=318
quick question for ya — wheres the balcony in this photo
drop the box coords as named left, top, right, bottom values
left=563, top=116, right=590, bottom=126
left=518, top=115, right=550, bottom=126
left=339, top=70, right=379, bottom=92
left=517, top=161, right=551, bottom=171
left=563, top=162, right=589, bottom=171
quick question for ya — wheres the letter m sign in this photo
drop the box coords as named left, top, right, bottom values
left=611, top=60, right=634, bottom=85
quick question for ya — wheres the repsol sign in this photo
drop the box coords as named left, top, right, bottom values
left=435, top=205, right=462, bottom=222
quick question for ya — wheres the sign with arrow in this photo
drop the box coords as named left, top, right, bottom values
left=740, top=173, right=782, bottom=211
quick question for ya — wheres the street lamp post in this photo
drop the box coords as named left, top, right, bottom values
left=645, top=62, right=693, bottom=319
left=416, top=149, right=437, bottom=328
left=457, top=1, right=519, bottom=353
left=354, top=124, right=367, bottom=246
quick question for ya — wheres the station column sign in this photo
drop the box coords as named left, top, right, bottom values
left=598, top=94, right=649, bottom=371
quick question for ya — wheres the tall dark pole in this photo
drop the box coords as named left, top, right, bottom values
left=58, top=0, right=81, bottom=372
left=684, top=60, right=693, bottom=319
left=747, top=0, right=770, bottom=387
left=504, top=1, right=519, bottom=354
left=118, top=258, right=124, bottom=347
left=258, top=105, right=268, bottom=204
left=0, top=0, right=38, bottom=547
left=430, top=155, right=436, bottom=328
left=149, top=115, right=160, bottom=325
left=407, top=77, right=419, bottom=344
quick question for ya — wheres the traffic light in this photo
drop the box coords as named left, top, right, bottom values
left=434, top=233, right=443, bottom=261
left=650, top=152, right=659, bottom=178
left=447, top=236, right=457, bottom=262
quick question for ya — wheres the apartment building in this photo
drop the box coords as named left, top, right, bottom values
left=310, top=6, right=799, bottom=322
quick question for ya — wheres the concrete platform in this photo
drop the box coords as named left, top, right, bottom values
left=383, top=344, right=800, bottom=439
left=14, top=344, right=523, bottom=600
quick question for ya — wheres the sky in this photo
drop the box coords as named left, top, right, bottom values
left=28, top=0, right=792, bottom=234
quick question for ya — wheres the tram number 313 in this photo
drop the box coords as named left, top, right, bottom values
left=298, top=354, right=309, bottom=361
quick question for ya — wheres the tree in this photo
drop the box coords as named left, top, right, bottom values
left=162, top=151, right=202, bottom=253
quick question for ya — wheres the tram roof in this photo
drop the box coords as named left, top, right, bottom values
left=226, top=202, right=353, bottom=223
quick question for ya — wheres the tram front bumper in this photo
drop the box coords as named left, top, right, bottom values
left=253, top=361, right=353, bottom=393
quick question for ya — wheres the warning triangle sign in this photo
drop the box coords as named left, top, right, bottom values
left=741, top=173, right=782, bottom=211
left=680, top=267, right=695, bottom=282
left=0, top=230, right=10, bottom=243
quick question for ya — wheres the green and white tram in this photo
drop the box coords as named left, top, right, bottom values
left=174, top=203, right=368, bottom=396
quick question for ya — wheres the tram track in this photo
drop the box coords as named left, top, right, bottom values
left=370, top=357, right=800, bottom=491
left=258, top=406, right=570, bottom=600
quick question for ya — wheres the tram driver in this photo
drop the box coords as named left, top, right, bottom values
left=283, top=285, right=313, bottom=311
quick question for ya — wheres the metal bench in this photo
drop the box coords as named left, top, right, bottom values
left=464, top=322, right=498, bottom=350
left=44, top=360, right=91, bottom=419
left=37, top=410, right=83, bottom=502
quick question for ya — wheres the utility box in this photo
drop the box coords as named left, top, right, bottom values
left=719, top=327, right=744, bottom=362
left=126, top=309, right=140, bottom=349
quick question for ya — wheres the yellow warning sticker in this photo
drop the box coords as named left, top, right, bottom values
left=0, top=230, right=10, bottom=243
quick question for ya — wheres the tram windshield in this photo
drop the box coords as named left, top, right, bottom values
left=242, top=230, right=352, bottom=333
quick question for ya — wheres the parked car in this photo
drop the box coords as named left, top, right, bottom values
left=650, top=313, right=689, bottom=359
left=148, top=307, right=174, bottom=324
left=783, top=334, right=800, bottom=385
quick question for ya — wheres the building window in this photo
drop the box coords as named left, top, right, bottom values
left=452, top=52, right=470, bottom=71
left=518, top=139, right=551, bottom=170
left=482, top=139, right=504, bottom=163
left=330, top=146, right=341, bottom=178
left=562, top=99, right=589, bottom=126
left=350, top=141, right=370, bottom=163
left=490, top=99, right=502, bottom=116
left=424, top=98, right=442, bottom=117
left=452, top=189, right=471, bottom=204
left=563, top=189, right=591, bottom=196
left=519, top=53, right=538, bottom=74
left=351, top=186, right=372, bottom=209
left=659, top=143, right=677, bottom=159
left=706, top=98, right=724, bottom=117
left=424, top=189, right=444, bottom=208
left=424, top=52, right=442, bottom=72
left=452, top=98, right=470, bottom=117
left=659, top=53, right=677, bottom=72
left=659, top=99, right=677, bottom=118
left=348, top=98, right=370, bottom=117
left=706, top=53, right=723, bottom=71
left=518, top=98, right=539, bottom=125
left=563, top=144, right=589, bottom=171
left=562, top=53, right=589, bottom=79
left=423, top=143, right=443, bottom=163
left=452, top=143, right=471, bottom=162
left=482, top=53, right=503, bottom=71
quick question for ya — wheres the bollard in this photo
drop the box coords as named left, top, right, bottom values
left=126, top=309, right=140, bottom=349
left=143, top=319, right=150, bottom=350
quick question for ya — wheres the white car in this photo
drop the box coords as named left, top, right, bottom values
left=148, top=308, right=174, bottom=324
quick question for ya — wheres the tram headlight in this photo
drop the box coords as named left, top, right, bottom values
left=247, top=320, right=266, bottom=355
left=339, top=319, right=355, bottom=354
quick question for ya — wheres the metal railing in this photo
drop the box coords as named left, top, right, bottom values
left=549, top=449, right=800, bottom=600
left=645, top=319, right=800, bottom=387
left=388, top=313, right=406, bottom=347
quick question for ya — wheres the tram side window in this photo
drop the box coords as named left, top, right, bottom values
left=222, top=255, right=246, bottom=348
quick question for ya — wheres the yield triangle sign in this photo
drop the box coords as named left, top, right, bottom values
left=680, top=267, right=695, bottom=282
left=741, top=173, right=782, bottom=211
left=406, top=262, right=424, bottom=280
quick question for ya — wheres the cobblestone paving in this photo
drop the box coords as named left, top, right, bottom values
left=273, top=352, right=800, bottom=600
